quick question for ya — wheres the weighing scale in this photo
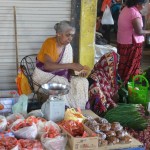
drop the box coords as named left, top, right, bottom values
left=41, top=83, right=69, bottom=122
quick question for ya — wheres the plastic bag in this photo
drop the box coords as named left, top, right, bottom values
left=11, top=119, right=38, bottom=139
left=0, top=137, right=19, bottom=150
left=6, top=113, right=24, bottom=129
left=37, top=121, right=61, bottom=139
left=64, top=108, right=86, bottom=122
left=40, top=120, right=67, bottom=150
left=128, top=75, right=149, bottom=108
left=16, top=68, right=32, bottom=95
left=95, top=45, right=117, bottom=64
left=12, top=94, right=28, bottom=115
left=18, top=139, right=43, bottom=150
left=27, top=109, right=44, bottom=118
left=0, top=115, right=7, bottom=131
left=101, top=5, right=114, bottom=25
left=41, top=134, right=67, bottom=150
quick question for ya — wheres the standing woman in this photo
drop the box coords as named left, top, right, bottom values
left=117, top=0, right=150, bottom=85
left=32, top=20, right=89, bottom=109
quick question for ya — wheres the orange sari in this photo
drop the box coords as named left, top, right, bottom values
left=37, top=37, right=59, bottom=63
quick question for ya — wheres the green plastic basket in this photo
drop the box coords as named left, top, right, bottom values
left=128, top=75, right=150, bottom=108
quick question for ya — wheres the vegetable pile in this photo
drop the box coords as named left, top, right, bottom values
left=12, top=120, right=32, bottom=131
left=18, top=139, right=43, bottom=149
left=0, top=137, right=18, bottom=149
left=127, top=125, right=150, bottom=150
left=104, top=104, right=149, bottom=130
left=44, top=125, right=60, bottom=138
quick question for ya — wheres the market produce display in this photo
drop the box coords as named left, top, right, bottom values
left=104, top=103, right=149, bottom=130
left=12, top=120, right=32, bottom=131
left=0, top=107, right=146, bottom=150
left=0, top=111, right=68, bottom=150
left=103, top=103, right=150, bottom=149
left=58, top=120, right=87, bottom=137
left=0, top=137, right=18, bottom=149
left=43, top=125, right=60, bottom=138
left=127, top=120, right=150, bottom=150
left=18, top=139, right=43, bottom=149
left=84, top=116, right=131, bottom=146
left=6, top=113, right=24, bottom=129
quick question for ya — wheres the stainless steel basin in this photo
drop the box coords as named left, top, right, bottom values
left=41, top=83, right=70, bottom=96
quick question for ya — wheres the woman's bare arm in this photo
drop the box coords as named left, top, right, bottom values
left=44, top=54, right=84, bottom=72
left=132, top=17, right=150, bottom=35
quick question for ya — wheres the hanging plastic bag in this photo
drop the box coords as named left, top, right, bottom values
left=12, top=94, right=28, bottom=115
left=101, top=5, right=114, bottom=25
left=15, top=68, right=32, bottom=95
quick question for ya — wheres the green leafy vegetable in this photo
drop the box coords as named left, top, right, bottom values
left=104, top=103, right=148, bottom=130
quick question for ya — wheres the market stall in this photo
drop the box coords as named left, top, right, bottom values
left=0, top=108, right=145, bottom=150
left=0, top=87, right=146, bottom=150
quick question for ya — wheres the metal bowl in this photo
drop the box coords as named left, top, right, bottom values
left=41, top=83, right=70, bottom=96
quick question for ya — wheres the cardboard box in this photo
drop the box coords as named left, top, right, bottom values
left=0, top=90, right=19, bottom=114
left=82, top=110, right=144, bottom=150
left=61, top=124, right=98, bottom=150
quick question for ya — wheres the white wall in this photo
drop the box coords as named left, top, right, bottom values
left=0, top=0, right=71, bottom=90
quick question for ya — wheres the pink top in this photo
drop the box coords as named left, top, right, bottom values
left=117, top=6, right=144, bottom=44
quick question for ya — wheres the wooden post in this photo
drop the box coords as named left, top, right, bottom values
left=13, top=6, right=19, bottom=74
left=71, top=0, right=81, bottom=63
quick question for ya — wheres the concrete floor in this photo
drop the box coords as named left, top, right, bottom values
left=142, top=47, right=150, bottom=71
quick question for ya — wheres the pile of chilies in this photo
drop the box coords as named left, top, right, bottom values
left=0, top=137, right=43, bottom=150
left=58, top=120, right=94, bottom=137
left=0, top=114, right=65, bottom=150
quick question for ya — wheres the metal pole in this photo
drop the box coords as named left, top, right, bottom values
left=13, top=6, right=19, bottom=74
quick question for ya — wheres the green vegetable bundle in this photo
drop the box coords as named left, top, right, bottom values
left=104, top=103, right=148, bottom=130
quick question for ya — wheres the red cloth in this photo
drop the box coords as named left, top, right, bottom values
left=117, top=42, right=143, bottom=84
left=101, top=0, right=111, bottom=12
left=86, top=52, right=119, bottom=115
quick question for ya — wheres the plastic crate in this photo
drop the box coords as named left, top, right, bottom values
left=0, top=90, right=19, bottom=115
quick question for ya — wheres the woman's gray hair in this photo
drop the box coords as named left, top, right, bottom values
left=54, top=20, right=75, bottom=33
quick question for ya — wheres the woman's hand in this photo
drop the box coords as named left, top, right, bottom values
left=79, top=71, right=88, bottom=77
left=70, top=63, right=84, bottom=71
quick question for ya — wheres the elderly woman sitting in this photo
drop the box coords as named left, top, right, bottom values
left=32, top=20, right=90, bottom=109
